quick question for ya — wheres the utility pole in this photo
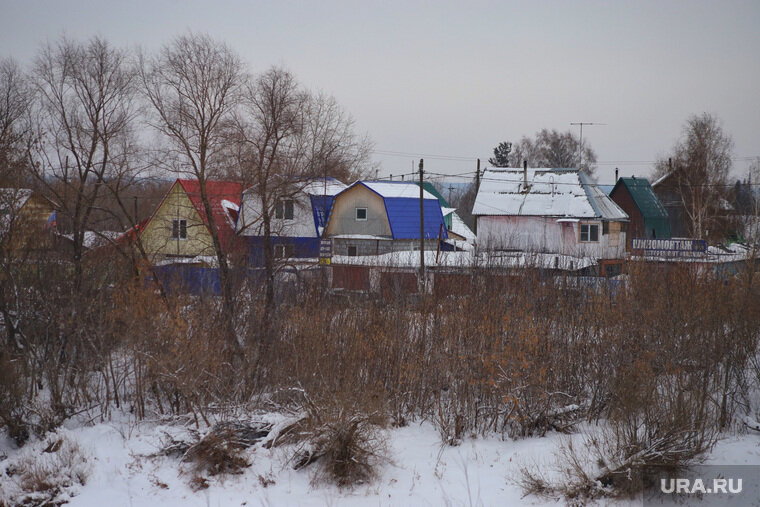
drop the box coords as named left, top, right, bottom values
left=419, top=159, right=425, bottom=291
left=570, top=122, right=606, bottom=171
left=474, top=158, right=481, bottom=236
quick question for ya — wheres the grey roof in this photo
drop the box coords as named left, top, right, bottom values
left=472, top=168, right=628, bottom=221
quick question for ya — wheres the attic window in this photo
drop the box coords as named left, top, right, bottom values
left=355, top=207, right=367, bottom=221
left=275, top=199, right=294, bottom=220
left=580, top=223, right=599, bottom=242
left=171, top=219, right=187, bottom=240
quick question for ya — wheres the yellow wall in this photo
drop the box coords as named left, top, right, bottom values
left=140, top=183, right=214, bottom=260
left=3, top=195, right=55, bottom=251
left=325, top=185, right=391, bottom=237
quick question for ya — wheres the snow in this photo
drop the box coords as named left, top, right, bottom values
left=302, top=179, right=348, bottom=196
left=330, top=250, right=597, bottom=271
left=472, top=168, right=627, bottom=221
left=2, top=416, right=756, bottom=506
left=360, top=181, right=439, bottom=200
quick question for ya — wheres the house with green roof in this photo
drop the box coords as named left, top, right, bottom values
left=610, top=177, right=670, bottom=250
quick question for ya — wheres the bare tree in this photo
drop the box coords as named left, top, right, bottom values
left=234, top=67, right=372, bottom=309
left=29, top=36, right=138, bottom=290
left=140, top=32, right=244, bottom=354
left=0, top=58, right=31, bottom=186
left=653, top=113, right=733, bottom=240
left=508, top=129, right=597, bottom=177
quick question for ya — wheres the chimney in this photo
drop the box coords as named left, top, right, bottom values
left=615, top=168, right=619, bottom=182
left=523, top=160, right=528, bottom=191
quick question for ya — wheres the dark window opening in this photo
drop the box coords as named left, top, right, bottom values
left=580, top=223, right=599, bottom=242
left=347, top=245, right=358, bottom=256
left=355, top=207, right=367, bottom=221
left=172, top=219, right=187, bottom=239
left=275, top=199, right=294, bottom=220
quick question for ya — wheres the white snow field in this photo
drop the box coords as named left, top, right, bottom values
left=2, top=414, right=758, bottom=506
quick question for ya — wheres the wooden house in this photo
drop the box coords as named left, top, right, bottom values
left=610, top=177, right=670, bottom=250
left=472, top=167, right=629, bottom=260
left=324, top=181, right=447, bottom=257
left=139, top=179, right=243, bottom=262
left=0, top=188, right=56, bottom=253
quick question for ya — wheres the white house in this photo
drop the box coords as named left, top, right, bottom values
left=472, top=167, right=629, bottom=260
left=236, top=177, right=347, bottom=264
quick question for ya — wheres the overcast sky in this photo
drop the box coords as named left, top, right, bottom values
left=2, top=0, right=758, bottom=184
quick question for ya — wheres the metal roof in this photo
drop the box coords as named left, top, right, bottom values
left=332, top=181, right=448, bottom=240
left=611, top=176, right=670, bottom=238
left=472, top=168, right=628, bottom=221
left=611, top=177, right=669, bottom=219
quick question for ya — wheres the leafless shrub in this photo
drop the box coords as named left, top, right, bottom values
left=288, top=408, right=388, bottom=488
left=0, top=432, right=91, bottom=507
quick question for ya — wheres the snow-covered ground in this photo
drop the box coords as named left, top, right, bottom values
left=2, top=415, right=759, bottom=506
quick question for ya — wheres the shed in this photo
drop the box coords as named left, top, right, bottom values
left=610, top=177, right=670, bottom=249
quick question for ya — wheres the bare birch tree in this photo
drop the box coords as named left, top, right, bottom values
left=140, top=33, right=244, bottom=354
left=654, top=113, right=733, bottom=239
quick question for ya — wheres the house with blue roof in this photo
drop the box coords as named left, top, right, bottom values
left=324, top=181, right=448, bottom=257
left=236, top=177, right=347, bottom=264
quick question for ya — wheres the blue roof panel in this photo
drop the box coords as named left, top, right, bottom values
left=384, top=197, right=448, bottom=239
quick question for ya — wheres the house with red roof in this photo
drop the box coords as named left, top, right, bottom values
left=139, top=179, right=243, bottom=262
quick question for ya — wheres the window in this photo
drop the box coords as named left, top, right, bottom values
left=275, top=199, right=294, bottom=220
left=171, top=219, right=187, bottom=239
left=355, top=207, right=367, bottom=221
left=602, top=221, right=609, bottom=235
left=580, top=223, right=599, bottom=242
left=274, top=244, right=294, bottom=258
left=347, top=245, right=358, bottom=256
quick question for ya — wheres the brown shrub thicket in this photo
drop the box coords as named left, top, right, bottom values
left=1, top=253, right=759, bottom=492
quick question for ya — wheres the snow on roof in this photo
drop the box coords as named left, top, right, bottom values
left=361, top=181, right=439, bottom=200
left=449, top=211, right=476, bottom=242
left=302, top=178, right=347, bottom=196
left=0, top=188, right=32, bottom=211
left=330, top=181, right=448, bottom=240
left=472, top=168, right=628, bottom=221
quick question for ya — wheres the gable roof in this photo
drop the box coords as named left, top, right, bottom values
left=142, top=179, right=244, bottom=254
left=177, top=179, right=243, bottom=251
left=611, top=177, right=669, bottom=220
left=330, top=181, right=448, bottom=240
left=472, top=168, right=628, bottom=221
left=304, top=178, right=347, bottom=235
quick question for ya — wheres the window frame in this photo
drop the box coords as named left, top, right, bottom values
left=275, top=199, right=295, bottom=220
left=347, top=245, right=358, bottom=256
left=579, top=223, right=600, bottom=243
left=355, top=207, right=368, bottom=221
left=274, top=244, right=294, bottom=259
left=171, top=219, right=187, bottom=240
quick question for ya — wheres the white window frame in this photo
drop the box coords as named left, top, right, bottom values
left=275, top=199, right=294, bottom=220
left=171, top=219, right=187, bottom=240
left=274, top=244, right=294, bottom=258
left=580, top=223, right=600, bottom=242
left=355, top=207, right=367, bottom=221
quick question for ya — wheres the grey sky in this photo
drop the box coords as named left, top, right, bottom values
left=2, top=0, right=758, bottom=184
